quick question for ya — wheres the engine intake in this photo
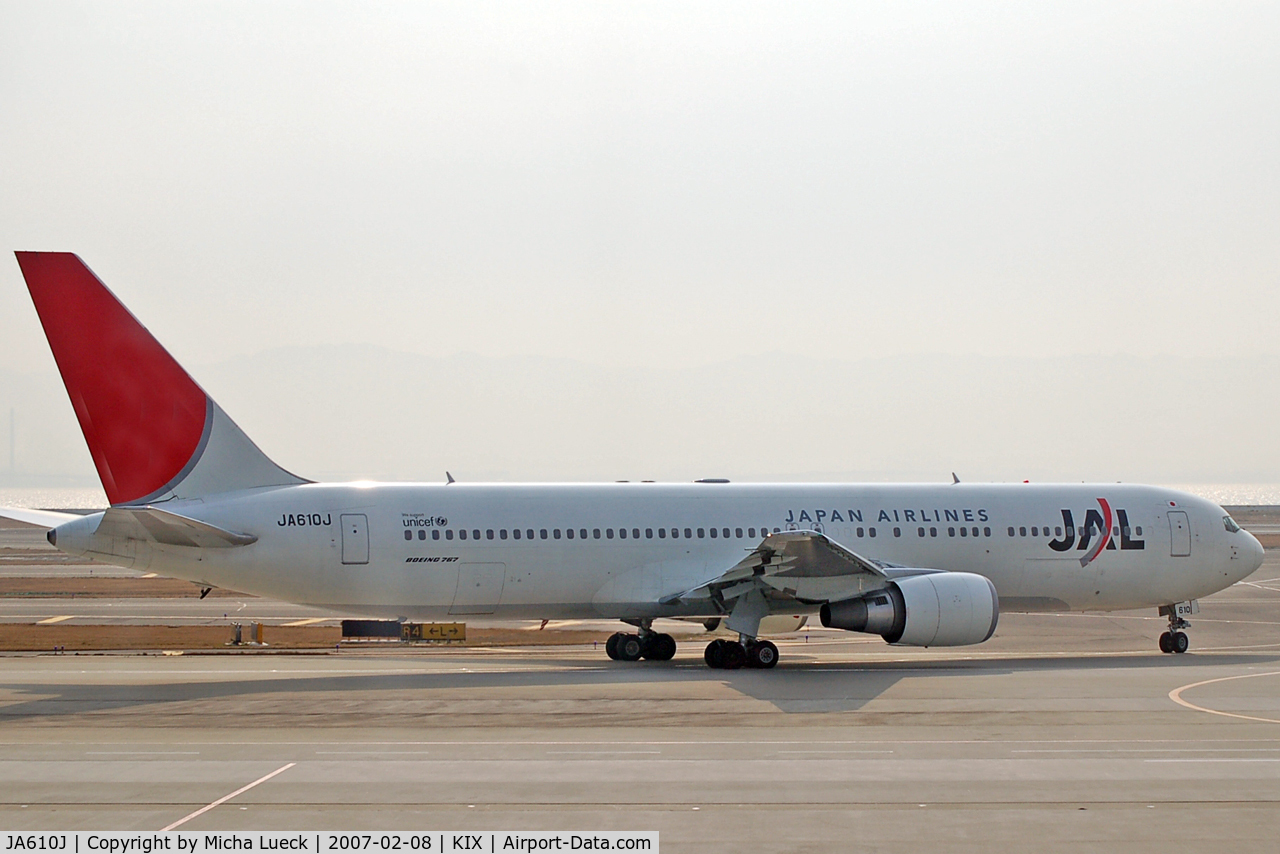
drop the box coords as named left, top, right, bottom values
left=820, top=571, right=999, bottom=647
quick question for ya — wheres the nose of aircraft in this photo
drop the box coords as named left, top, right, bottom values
left=1245, top=531, right=1266, bottom=574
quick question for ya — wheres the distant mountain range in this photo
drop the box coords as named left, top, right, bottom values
left=2, top=345, right=1277, bottom=486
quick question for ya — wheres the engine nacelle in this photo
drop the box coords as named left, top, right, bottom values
left=819, top=571, right=999, bottom=647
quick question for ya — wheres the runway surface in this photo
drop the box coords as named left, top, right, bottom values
left=0, top=574, right=1277, bottom=852
left=1, top=524, right=1279, bottom=851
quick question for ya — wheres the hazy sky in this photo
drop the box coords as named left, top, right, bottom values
left=1, top=2, right=1278, bottom=486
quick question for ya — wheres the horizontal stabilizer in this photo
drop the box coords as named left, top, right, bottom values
left=0, top=507, right=82, bottom=528
left=100, top=507, right=258, bottom=548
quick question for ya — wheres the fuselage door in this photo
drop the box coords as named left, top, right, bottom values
left=340, top=513, right=369, bottom=565
left=450, top=562, right=507, bottom=615
left=1168, top=511, right=1191, bottom=557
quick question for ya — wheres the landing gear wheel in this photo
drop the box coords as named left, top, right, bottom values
left=1158, top=632, right=1173, bottom=654
left=704, top=638, right=726, bottom=668
left=606, top=632, right=622, bottom=660
left=1172, top=631, right=1189, bottom=654
left=617, top=633, right=643, bottom=661
left=747, top=640, right=779, bottom=669
left=720, top=641, right=747, bottom=670
left=642, top=633, right=677, bottom=661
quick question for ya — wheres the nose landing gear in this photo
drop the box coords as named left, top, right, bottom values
left=1158, top=607, right=1191, bottom=654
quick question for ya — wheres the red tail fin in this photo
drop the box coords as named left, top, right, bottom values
left=17, top=253, right=207, bottom=505
left=15, top=252, right=305, bottom=505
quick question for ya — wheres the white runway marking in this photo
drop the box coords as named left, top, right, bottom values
left=35, top=615, right=75, bottom=624
left=1169, top=670, right=1280, bottom=724
left=158, top=762, right=295, bottom=831
left=1146, top=763, right=1280, bottom=768
left=87, top=751, right=200, bottom=755
left=281, top=618, right=328, bottom=627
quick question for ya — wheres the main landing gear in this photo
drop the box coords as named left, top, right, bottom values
left=704, top=637, right=779, bottom=670
left=1158, top=610, right=1191, bottom=654
left=605, top=629, right=676, bottom=662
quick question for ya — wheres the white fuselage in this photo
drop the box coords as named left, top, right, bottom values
left=50, top=482, right=1263, bottom=623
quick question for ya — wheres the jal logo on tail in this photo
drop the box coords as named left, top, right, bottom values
left=1048, top=498, right=1145, bottom=567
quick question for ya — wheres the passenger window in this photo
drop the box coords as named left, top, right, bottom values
left=580, top=529, right=587, bottom=539
left=619, top=528, right=627, bottom=539
left=697, top=528, right=705, bottom=538
left=433, top=529, right=440, bottom=540
left=722, top=528, right=730, bottom=538
left=948, top=527, right=955, bottom=537
left=553, top=529, right=561, bottom=539
left=634, top=529, right=641, bottom=539
left=500, top=529, right=508, bottom=540
left=403, top=530, right=412, bottom=541
left=459, top=529, right=467, bottom=540
left=472, top=530, right=480, bottom=540
left=512, top=529, right=521, bottom=540
left=417, top=530, right=425, bottom=540
left=709, top=528, right=717, bottom=538
left=593, top=529, right=601, bottom=539
left=1030, top=527, right=1037, bottom=537
left=857, top=527, right=864, bottom=537
left=960, top=527, right=968, bottom=537
left=566, top=528, right=574, bottom=539
left=748, top=528, right=756, bottom=538
left=1007, top=527, right=1014, bottom=536
left=540, top=529, right=548, bottom=540
left=646, top=528, right=653, bottom=538
left=918, top=527, right=925, bottom=537
left=1019, top=526, right=1026, bottom=537
left=684, top=528, right=692, bottom=538
left=972, top=527, right=979, bottom=537
left=658, top=528, right=666, bottom=538
left=607, top=529, right=614, bottom=539
left=446, top=529, right=454, bottom=540
left=1055, top=526, right=1062, bottom=536
left=487, top=529, right=494, bottom=540
left=869, top=527, right=876, bottom=538
left=1136, top=526, right=1143, bottom=536
left=930, top=527, right=937, bottom=537
left=984, top=527, right=991, bottom=537
left=736, top=528, right=744, bottom=538
left=1113, top=526, right=1119, bottom=537
left=893, top=527, right=901, bottom=537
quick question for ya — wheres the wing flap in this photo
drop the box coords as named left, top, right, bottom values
left=662, top=529, right=887, bottom=606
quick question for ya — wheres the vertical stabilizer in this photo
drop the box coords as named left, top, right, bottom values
left=14, top=252, right=307, bottom=505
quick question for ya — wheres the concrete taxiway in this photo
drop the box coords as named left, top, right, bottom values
left=0, top=570, right=1277, bottom=851
left=0, top=521, right=1279, bottom=851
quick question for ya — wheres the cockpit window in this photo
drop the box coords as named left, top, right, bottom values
left=1223, top=515, right=1242, bottom=533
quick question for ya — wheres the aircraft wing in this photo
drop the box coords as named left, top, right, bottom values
left=662, top=530, right=890, bottom=612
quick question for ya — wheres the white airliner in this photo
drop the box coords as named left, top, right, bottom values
left=1, top=253, right=1265, bottom=668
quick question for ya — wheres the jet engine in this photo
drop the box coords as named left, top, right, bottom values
left=819, top=572, right=999, bottom=647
